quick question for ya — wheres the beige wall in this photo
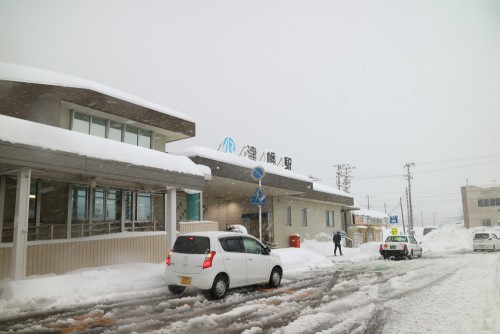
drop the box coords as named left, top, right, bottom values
left=0, top=233, right=166, bottom=279
left=272, top=196, right=341, bottom=248
left=203, top=198, right=244, bottom=230
left=462, top=186, right=500, bottom=228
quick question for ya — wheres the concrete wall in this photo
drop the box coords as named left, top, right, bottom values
left=178, top=221, right=219, bottom=234
left=0, top=233, right=166, bottom=279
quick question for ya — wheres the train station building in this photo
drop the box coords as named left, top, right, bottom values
left=0, top=63, right=356, bottom=280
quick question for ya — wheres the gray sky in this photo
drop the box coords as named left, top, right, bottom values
left=1, top=0, right=500, bottom=223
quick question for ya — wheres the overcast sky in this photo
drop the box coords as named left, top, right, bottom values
left=1, top=0, right=499, bottom=223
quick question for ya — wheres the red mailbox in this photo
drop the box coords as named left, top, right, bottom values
left=289, top=234, right=301, bottom=248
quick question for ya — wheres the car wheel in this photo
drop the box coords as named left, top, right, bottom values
left=168, top=285, right=186, bottom=295
left=210, top=274, right=228, bottom=300
left=407, top=251, right=413, bottom=260
left=268, top=267, right=282, bottom=288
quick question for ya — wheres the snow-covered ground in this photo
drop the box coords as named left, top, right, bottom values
left=1, top=224, right=499, bottom=333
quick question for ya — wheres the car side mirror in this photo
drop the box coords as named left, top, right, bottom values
left=263, top=247, right=271, bottom=255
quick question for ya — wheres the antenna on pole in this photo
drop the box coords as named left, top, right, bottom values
left=333, top=164, right=355, bottom=193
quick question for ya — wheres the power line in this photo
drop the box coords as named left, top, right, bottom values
left=416, top=154, right=500, bottom=165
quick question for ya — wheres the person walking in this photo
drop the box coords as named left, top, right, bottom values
left=333, top=231, right=343, bottom=256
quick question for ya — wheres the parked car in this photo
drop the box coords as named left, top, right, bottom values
left=165, top=231, right=283, bottom=299
left=473, top=232, right=500, bottom=252
left=423, top=227, right=437, bottom=235
left=379, top=235, right=423, bottom=260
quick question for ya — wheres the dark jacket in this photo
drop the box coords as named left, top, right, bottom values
left=333, top=233, right=342, bottom=244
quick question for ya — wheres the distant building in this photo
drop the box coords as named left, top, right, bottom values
left=349, top=208, right=388, bottom=246
left=461, top=185, right=500, bottom=228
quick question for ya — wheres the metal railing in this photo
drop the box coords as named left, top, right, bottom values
left=1, top=220, right=164, bottom=242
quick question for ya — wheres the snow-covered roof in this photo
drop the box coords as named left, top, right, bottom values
left=351, top=208, right=389, bottom=219
left=174, top=146, right=353, bottom=198
left=312, top=182, right=354, bottom=198
left=0, top=114, right=204, bottom=176
left=175, top=146, right=312, bottom=181
left=0, top=62, right=194, bottom=122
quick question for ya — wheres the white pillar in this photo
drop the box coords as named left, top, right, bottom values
left=0, top=175, right=6, bottom=242
left=11, top=167, right=31, bottom=280
left=166, top=188, right=177, bottom=251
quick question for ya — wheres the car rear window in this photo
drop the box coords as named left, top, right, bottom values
left=173, top=236, right=210, bottom=254
left=385, top=236, right=408, bottom=242
left=474, top=233, right=490, bottom=240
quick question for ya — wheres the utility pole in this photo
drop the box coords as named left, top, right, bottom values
left=405, top=162, right=415, bottom=235
left=405, top=187, right=410, bottom=229
left=400, top=197, right=406, bottom=235
left=333, top=164, right=355, bottom=193
left=366, top=195, right=370, bottom=210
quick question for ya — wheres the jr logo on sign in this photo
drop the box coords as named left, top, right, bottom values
left=221, top=137, right=236, bottom=154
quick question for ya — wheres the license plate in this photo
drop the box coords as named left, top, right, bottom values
left=390, top=245, right=396, bottom=249
left=180, top=276, right=192, bottom=286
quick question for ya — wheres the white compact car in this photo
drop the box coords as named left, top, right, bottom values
left=379, top=235, right=423, bottom=260
left=473, top=232, right=500, bottom=252
left=165, top=231, right=283, bottom=299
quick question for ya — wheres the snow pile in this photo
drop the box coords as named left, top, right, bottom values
left=0, top=264, right=165, bottom=317
left=420, top=224, right=473, bottom=253
left=301, top=239, right=382, bottom=263
left=272, top=247, right=333, bottom=272
left=225, top=224, right=248, bottom=234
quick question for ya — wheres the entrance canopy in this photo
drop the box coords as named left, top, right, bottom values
left=175, top=146, right=354, bottom=205
left=0, top=115, right=205, bottom=190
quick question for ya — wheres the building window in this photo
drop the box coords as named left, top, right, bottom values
left=138, top=129, right=152, bottom=148
left=124, top=125, right=139, bottom=145
left=109, top=121, right=123, bottom=142
left=71, top=111, right=152, bottom=148
left=301, top=208, right=307, bottom=226
left=90, top=117, right=106, bottom=138
left=326, top=210, right=334, bottom=227
left=93, top=188, right=105, bottom=221
left=106, top=190, right=121, bottom=221
left=124, top=191, right=133, bottom=221
left=93, top=188, right=121, bottom=222
left=137, top=193, right=152, bottom=221
left=72, top=185, right=88, bottom=222
left=285, top=206, right=292, bottom=226
left=73, top=113, right=90, bottom=134
left=481, top=219, right=492, bottom=226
